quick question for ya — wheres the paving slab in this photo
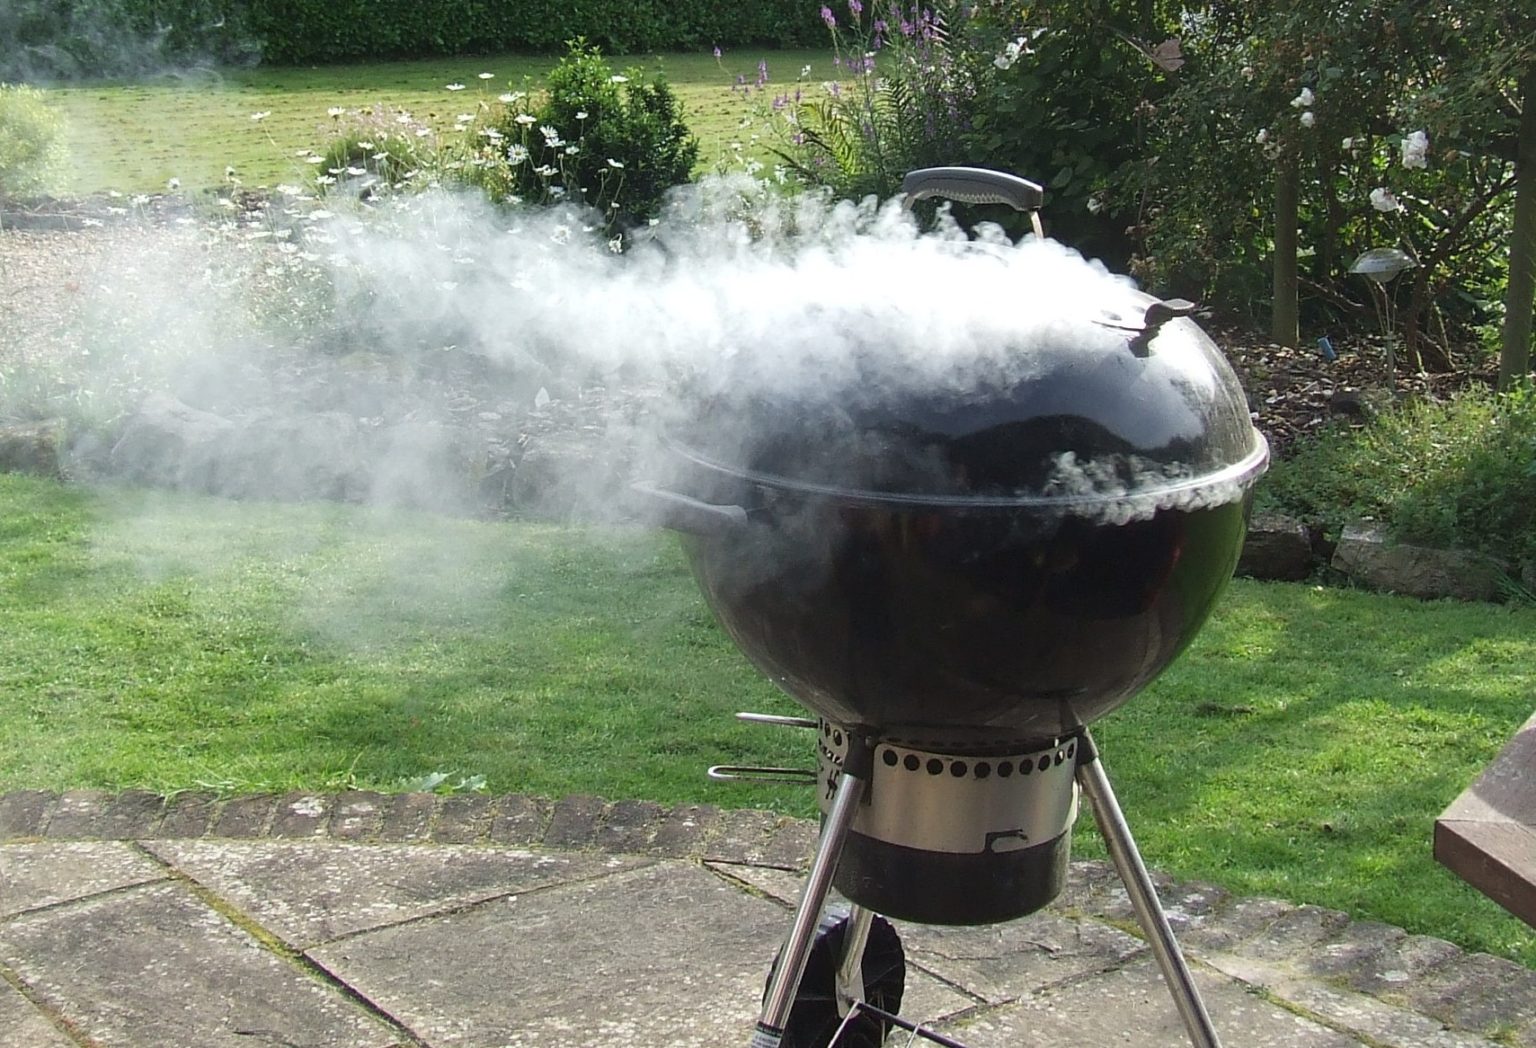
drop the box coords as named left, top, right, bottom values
left=309, top=861, right=796, bottom=1047
left=0, top=880, right=403, bottom=1048
left=0, top=979, right=74, bottom=1048
left=0, top=840, right=167, bottom=917
left=1254, top=975, right=1505, bottom=1048
left=934, top=954, right=1363, bottom=1047
left=144, top=838, right=652, bottom=948
left=711, top=860, right=1151, bottom=1006
left=701, top=861, right=981, bottom=1024
left=4, top=791, right=1536, bottom=1048
left=708, top=857, right=811, bottom=904
left=0, top=790, right=54, bottom=838
left=900, top=910, right=1150, bottom=1004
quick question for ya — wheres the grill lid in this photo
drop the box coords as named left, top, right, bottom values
left=667, top=284, right=1267, bottom=513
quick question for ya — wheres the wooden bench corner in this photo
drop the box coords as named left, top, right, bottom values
left=1435, top=709, right=1536, bottom=929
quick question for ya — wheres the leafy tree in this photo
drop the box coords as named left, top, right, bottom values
left=1142, top=1, right=1530, bottom=375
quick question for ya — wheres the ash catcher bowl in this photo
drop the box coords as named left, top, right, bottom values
left=634, top=167, right=1267, bottom=1048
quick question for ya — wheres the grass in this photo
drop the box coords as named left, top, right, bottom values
left=34, top=50, right=823, bottom=196
left=2, top=471, right=1534, bottom=967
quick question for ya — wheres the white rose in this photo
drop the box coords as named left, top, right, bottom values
left=1369, top=187, right=1401, bottom=212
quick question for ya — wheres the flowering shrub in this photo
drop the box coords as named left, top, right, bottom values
left=765, top=1, right=1177, bottom=258
left=1135, top=2, right=1525, bottom=364
left=308, top=45, right=696, bottom=235
left=470, top=44, right=699, bottom=231
left=0, top=84, right=65, bottom=200
left=311, top=106, right=445, bottom=194
left=960, top=3, right=1181, bottom=261
left=769, top=2, right=993, bottom=206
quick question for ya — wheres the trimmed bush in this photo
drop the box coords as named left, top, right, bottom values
left=472, top=45, right=699, bottom=230
left=0, top=84, right=66, bottom=200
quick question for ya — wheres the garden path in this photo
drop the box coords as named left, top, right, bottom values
left=3, top=788, right=1534, bottom=1048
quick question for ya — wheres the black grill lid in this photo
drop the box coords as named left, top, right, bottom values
left=667, top=288, right=1267, bottom=511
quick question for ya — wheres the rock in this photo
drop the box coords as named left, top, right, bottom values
left=109, top=392, right=238, bottom=491
left=367, top=420, right=483, bottom=514
left=109, top=395, right=377, bottom=503
left=1238, top=512, right=1315, bottom=581
left=1331, top=522, right=1511, bottom=603
left=0, top=420, right=64, bottom=477
left=1328, top=388, right=1373, bottom=421
left=222, top=410, right=371, bottom=502
left=508, top=430, right=628, bottom=522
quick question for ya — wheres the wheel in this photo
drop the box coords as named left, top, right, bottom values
left=767, top=908, right=906, bottom=1048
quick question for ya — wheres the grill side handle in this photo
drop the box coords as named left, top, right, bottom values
left=901, top=166, right=1044, bottom=213
left=629, top=481, right=750, bottom=536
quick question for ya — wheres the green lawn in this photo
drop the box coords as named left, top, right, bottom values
left=1, top=471, right=1533, bottom=966
left=38, top=50, right=825, bottom=195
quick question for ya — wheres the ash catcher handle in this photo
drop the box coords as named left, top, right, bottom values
left=901, top=166, right=1045, bottom=238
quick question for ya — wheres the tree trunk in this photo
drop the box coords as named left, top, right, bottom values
left=1272, top=155, right=1300, bottom=347
left=1501, top=64, right=1536, bottom=389
left=1401, top=270, right=1428, bottom=374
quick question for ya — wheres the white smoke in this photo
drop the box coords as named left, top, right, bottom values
left=314, top=175, right=1150, bottom=393
left=36, top=173, right=1261, bottom=527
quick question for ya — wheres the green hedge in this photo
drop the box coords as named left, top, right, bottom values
left=1, top=1, right=260, bottom=79
left=249, top=0, right=823, bottom=62
left=1, top=0, right=823, bottom=79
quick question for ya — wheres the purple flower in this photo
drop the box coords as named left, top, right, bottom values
left=713, top=45, right=721, bottom=58
left=758, top=59, right=769, bottom=86
left=849, top=0, right=863, bottom=18
left=821, top=5, right=836, bottom=28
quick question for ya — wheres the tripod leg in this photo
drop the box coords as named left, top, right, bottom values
left=1076, top=731, right=1223, bottom=1048
left=752, top=737, right=874, bottom=1048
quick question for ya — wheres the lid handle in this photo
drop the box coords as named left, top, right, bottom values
left=1127, top=298, right=1198, bottom=357
left=901, top=167, right=1044, bottom=211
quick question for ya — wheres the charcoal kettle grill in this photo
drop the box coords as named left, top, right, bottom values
left=635, top=167, right=1268, bottom=1047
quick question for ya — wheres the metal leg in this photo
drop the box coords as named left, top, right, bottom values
left=1076, top=731, right=1224, bottom=1048
left=752, top=737, right=874, bottom=1048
